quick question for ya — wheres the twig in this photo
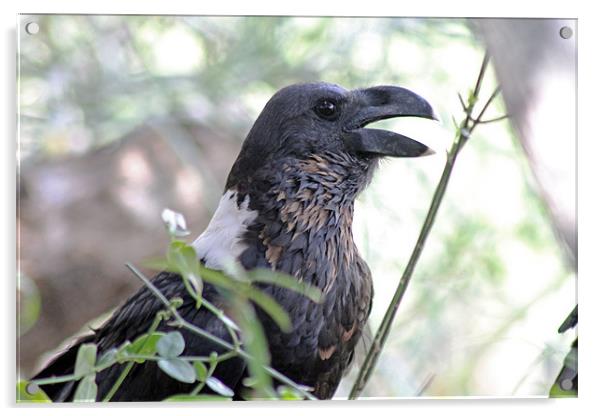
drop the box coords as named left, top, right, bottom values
left=470, top=114, right=509, bottom=125
left=474, top=53, right=490, bottom=94
left=469, top=86, right=501, bottom=134
left=32, top=351, right=239, bottom=390
left=457, top=93, right=467, bottom=111
left=102, top=312, right=164, bottom=401
left=191, top=352, right=221, bottom=395
left=32, top=374, right=81, bottom=386
left=416, top=372, right=436, bottom=396
left=348, top=53, right=503, bottom=399
left=201, top=297, right=242, bottom=349
left=125, top=263, right=317, bottom=400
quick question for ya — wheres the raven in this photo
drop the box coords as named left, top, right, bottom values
left=32, top=82, right=436, bottom=401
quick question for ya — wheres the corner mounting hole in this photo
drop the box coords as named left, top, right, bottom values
left=25, top=382, right=40, bottom=395
left=25, top=22, right=40, bottom=35
left=560, top=378, right=574, bottom=391
left=559, top=26, right=573, bottom=39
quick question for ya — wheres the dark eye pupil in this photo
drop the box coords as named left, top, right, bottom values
left=315, top=99, right=338, bottom=119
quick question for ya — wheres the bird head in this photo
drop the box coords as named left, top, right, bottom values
left=196, top=82, right=437, bottom=275
left=226, top=82, right=436, bottom=194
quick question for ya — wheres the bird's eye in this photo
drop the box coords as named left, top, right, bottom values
left=314, top=99, right=339, bottom=121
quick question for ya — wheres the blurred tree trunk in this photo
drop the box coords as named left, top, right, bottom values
left=475, top=18, right=577, bottom=396
left=18, top=120, right=239, bottom=376
left=475, top=18, right=576, bottom=268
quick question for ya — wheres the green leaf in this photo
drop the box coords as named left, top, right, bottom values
left=193, top=361, right=208, bottom=382
left=198, top=264, right=237, bottom=290
left=205, top=376, right=234, bottom=397
left=115, top=340, right=132, bottom=362
left=96, top=348, right=118, bottom=368
left=158, top=358, right=196, bottom=384
left=244, top=286, right=291, bottom=331
left=73, top=375, right=97, bottom=402
left=125, top=332, right=165, bottom=362
left=241, top=376, right=259, bottom=387
left=163, top=394, right=232, bottom=401
left=230, top=300, right=275, bottom=398
left=209, top=351, right=219, bottom=367
left=156, top=331, right=185, bottom=358
left=247, top=269, right=323, bottom=303
left=168, top=242, right=204, bottom=306
left=140, top=257, right=172, bottom=272
left=18, top=273, right=41, bottom=337
left=16, top=380, right=51, bottom=403
left=277, top=385, right=304, bottom=400
left=74, top=343, right=97, bottom=378
left=167, top=241, right=200, bottom=277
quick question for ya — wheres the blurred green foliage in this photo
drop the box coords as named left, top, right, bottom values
left=18, top=15, right=575, bottom=398
left=17, top=273, right=41, bottom=336
left=19, top=16, right=474, bottom=162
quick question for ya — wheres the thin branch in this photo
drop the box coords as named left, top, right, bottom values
left=31, top=350, right=239, bottom=391
left=457, top=93, right=467, bottom=111
left=471, top=52, right=490, bottom=105
left=469, top=86, right=501, bottom=134
left=125, top=263, right=317, bottom=400
left=31, top=374, right=80, bottom=386
left=470, top=113, right=509, bottom=125
left=190, top=354, right=220, bottom=395
left=102, top=312, right=164, bottom=402
left=416, top=373, right=436, bottom=396
left=348, top=52, right=502, bottom=399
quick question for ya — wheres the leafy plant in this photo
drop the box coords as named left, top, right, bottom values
left=24, top=209, right=321, bottom=402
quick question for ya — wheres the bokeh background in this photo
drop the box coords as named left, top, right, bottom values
left=17, top=15, right=576, bottom=398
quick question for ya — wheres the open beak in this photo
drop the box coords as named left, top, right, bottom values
left=344, top=86, right=437, bottom=157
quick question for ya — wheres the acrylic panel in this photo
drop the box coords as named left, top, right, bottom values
left=17, top=15, right=577, bottom=402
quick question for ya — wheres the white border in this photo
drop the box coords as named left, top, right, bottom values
left=2, top=0, right=587, bottom=17
left=3, top=1, right=602, bottom=415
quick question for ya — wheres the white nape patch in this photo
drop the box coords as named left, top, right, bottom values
left=192, top=190, right=257, bottom=270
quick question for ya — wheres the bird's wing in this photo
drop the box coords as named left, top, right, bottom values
left=33, top=271, right=246, bottom=402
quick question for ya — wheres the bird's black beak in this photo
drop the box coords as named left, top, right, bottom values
left=344, top=86, right=437, bottom=157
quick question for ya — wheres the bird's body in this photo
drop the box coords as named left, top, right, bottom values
left=232, top=151, right=374, bottom=398
left=33, top=82, right=436, bottom=401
